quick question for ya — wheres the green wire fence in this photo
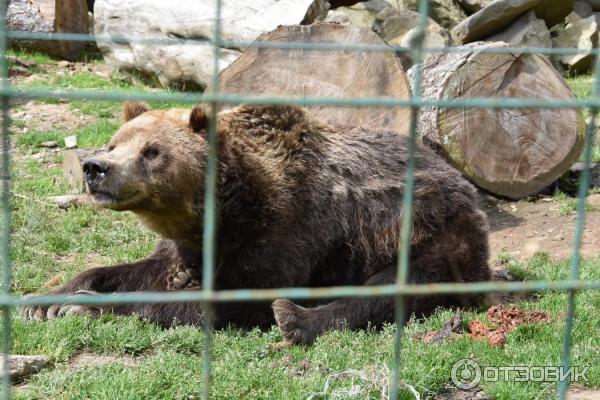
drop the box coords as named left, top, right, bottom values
left=0, top=0, right=598, bottom=398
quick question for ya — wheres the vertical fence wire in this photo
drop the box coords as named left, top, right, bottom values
left=201, top=0, right=224, bottom=398
left=0, top=1, right=10, bottom=398
left=557, top=48, right=600, bottom=400
left=390, top=0, right=429, bottom=398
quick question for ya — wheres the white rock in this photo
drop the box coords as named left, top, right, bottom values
left=64, top=135, right=77, bottom=149
left=552, top=12, right=597, bottom=72
left=94, top=0, right=329, bottom=88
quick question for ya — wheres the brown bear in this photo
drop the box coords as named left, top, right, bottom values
left=23, top=102, right=491, bottom=344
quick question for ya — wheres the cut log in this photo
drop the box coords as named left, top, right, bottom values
left=211, top=23, right=412, bottom=134
left=7, top=0, right=89, bottom=61
left=63, top=148, right=104, bottom=193
left=413, top=42, right=585, bottom=199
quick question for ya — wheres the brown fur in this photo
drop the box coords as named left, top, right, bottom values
left=23, top=103, right=491, bottom=344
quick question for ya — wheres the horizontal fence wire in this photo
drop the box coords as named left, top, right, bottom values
left=1, top=0, right=598, bottom=398
left=5, top=30, right=600, bottom=57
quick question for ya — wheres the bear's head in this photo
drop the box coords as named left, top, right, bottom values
left=82, top=102, right=211, bottom=239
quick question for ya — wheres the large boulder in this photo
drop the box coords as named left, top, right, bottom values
left=534, top=0, right=575, bottom=27
left=384, top=0, right=466, bottom=29
left=583, top=0, right=600, bottom=11
left=373, top=7, right=452, bottom=47
left=94, top=0, right=329, bottom=89
left=429, top=0, right=468, bottom=29
left=573, top=1, right=594, bottom=17
left=451, top=0, right=544, bottom=44
left=486, top=10, right=552, bottom=48
left=456, top=0, right=495, bottom=14
left=552, top=11, right=598, bottom=72
left=326, top=0, right=388, bottom=28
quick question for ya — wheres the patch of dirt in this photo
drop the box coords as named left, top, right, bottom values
left=68, top=353, right=141, bottom=371
left=567, top=387, right=600, bottom=399
left=484, top=194, right=600, bottom=262
left=435, top=386, right=489, bottom=400
left=11, top=102, right=95, bottom=134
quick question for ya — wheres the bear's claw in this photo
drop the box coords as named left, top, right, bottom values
left=21, top=290, right=102, bottom=321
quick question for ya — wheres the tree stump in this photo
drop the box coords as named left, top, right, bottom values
left=211, top=23, right=412, bottom=134
left=414, top=42, right=585, bottom=199
left=7, top=0, right=89, bottom=61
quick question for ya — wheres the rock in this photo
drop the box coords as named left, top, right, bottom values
left=64, top=135, right=77, bottom=149
left=48, top=195, right=88, bottom=209
left=94, top=0, right=329, bottom=89
left=456, top=0, right=495, bottom=14
left=386, top=0, right=466, bottom=29
left=583, top=0, right=600, bottom=11
left=451, top=0, right=543, bottom=44
left=39, top=141, right=59, bottom=148
left=534, top=0, right=575, bottom=27
left=327, top=0, right=389, bottom=28
left=0, top=354, right=48, bottom=379
left=574, top=0, right=594, bottom=17
left=324, top=9, right=352, bottom=23
left=373, top=7, right=452, bottom=47
left=552, top=12, right=597, bottom=72
left=486, top=10, right=552, bottom=48
left=429, top=0, right=468, bottom=29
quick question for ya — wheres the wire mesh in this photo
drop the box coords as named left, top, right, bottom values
left=1, top=0, right=598, bottom=399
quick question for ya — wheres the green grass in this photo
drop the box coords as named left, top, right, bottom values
left=566, top=75, right=593, bottom=100
left=565, top=75, right=600, bottom=162
left=16, top=120, right=120, bottom=151
left=552, top=191, right=597, bottom=216
left=11, top=252, right=600, bottom=399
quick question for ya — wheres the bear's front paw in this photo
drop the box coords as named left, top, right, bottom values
left=20, top=290, right=104, bottom=321
left=272, top=299, right=320, bottom=345
left=167, top=265, right=201, bottom=290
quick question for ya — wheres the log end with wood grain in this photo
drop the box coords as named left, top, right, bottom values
left=413, top=41, right=585, bottom=199
left=210, top=22, right=413, bottom=134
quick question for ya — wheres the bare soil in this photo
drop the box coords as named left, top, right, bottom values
left=485, top=194, right=600, bottom=263
left=11, top=102, right=95, bottom=133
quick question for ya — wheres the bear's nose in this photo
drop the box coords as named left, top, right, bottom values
left=83, top=159, right=109, bottom=185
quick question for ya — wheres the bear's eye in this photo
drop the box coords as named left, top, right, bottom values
left=107, top=145, right=115, bottom=152
left=143, top=147, right=160, bottom=160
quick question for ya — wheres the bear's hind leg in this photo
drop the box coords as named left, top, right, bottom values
left=273, top=268, right=396, bottom=344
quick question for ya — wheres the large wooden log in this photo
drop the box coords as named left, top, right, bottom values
left=414, top=42, right=585, bottom=199
left=211, top=23, right=412, bottom=134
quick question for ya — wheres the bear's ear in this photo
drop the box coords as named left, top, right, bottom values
left=189, top=105, right=208, bottom=133
left=123, top=102, right=150, bottom=122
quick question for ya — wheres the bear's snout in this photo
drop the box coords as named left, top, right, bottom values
left=83, top=158, right=109, bottom=190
